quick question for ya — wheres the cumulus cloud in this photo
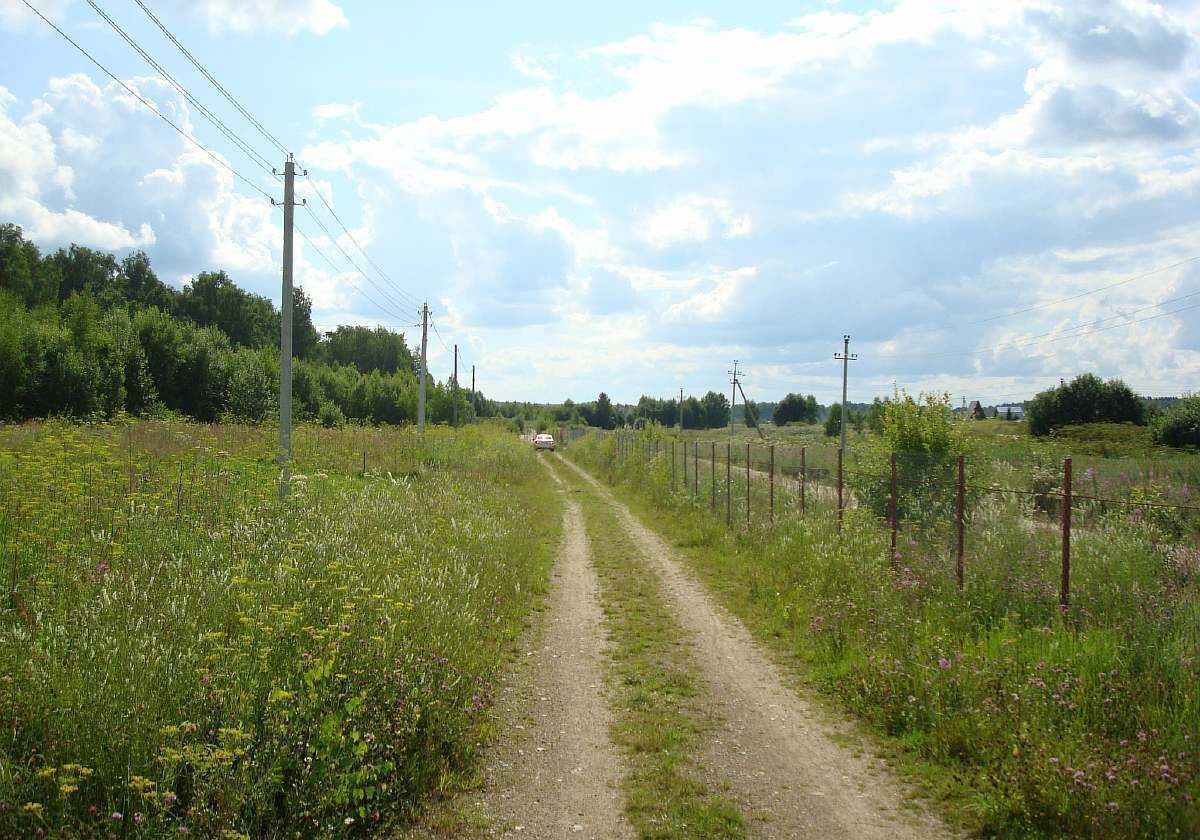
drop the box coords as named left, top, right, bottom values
left=636, top=195, right=751, bottom=249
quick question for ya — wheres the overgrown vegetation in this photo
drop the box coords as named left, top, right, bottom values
left=568, top=425, right=1200, bottom=839
left=1026, top=374, right=1146, bottom=436
left=0, top=223, right=479, bottom=426
left=0, top=420, right=558, bottom=837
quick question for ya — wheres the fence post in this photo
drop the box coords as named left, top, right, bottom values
left=726, top=442, right=732, bottom=528
left=711, top=442, right=716, bottom=512
left=956, top=454, right=965, bottom=591
left=769, top=444, right=775, bottom=521
left=672, top=440, right=676, bottom=487
left=362, top=447, right=367, bottom=477
left=1060, top=457, right=1072, bottom=613
left=693, top=441, right=699, bottom=497
left=800, top=446, right=806, bottom=516
left=683, top=437, right=688, bottom=487
left=837, top=447, right=844, bottom=532
left=888, top=451, right=898, bottom=565
left=746, top=442, right=751, bottom=526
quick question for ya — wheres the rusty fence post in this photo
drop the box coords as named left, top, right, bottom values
left=837, top=447, right=844, bottom=532
left=671, top=441, right=676, bottom=488
left=769, top=444, right=775, bottom=521
left=745, top=443, right=751, bottom=526
left=1061, top=457, right=1072, bottom=613
left=956, top=454, right=965, bottom=591
left=888, top=451, right=898, bottom=565
left=726, top=442, right=732, bottom=527
left=711, top=442, right=716, bottom=512
left=693, top=441, right=699, bottom=497
left=681, top=436, right=691, bottom=489
left=800, top=446, right=806, bottom=516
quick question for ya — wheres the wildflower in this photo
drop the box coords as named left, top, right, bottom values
left=111, top=812, right=123, bottom=821
left=133, top=812, right=145, bottom=825
left=937, top=658, right=952, bottom=670
left=1106, top=802, right=1118, bottom=811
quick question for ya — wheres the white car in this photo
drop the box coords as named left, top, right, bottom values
left=533, top=433, right=556, bottom=451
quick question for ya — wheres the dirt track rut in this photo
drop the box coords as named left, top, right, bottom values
left=476, top=468, right=632, bottom=839
left=557, top=454, right=955, bottom=840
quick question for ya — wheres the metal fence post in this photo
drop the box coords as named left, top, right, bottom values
left=672, top=440, right=676, bottom=487
left=837, top=447, right=844, bottom=532
left=888, top=451, right=898, bottom=565
left=693, top=441, right=699, bottom=496
left=769, top=444, right=775, bottom=521
left=726, top=442, right=732, bottom=527
left=1061, top=457, right=1072, bottom=612
left=683, top=437, right=688, bottom=487
left=800, top=446, right=806, bottom=516
left=711, top=442, right=716, bottom=512
left=746, top=442, right=751, bottom=526
left=956, top=454, right=965, bottom=591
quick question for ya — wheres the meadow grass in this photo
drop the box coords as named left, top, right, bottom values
left=569, top=430, right=1200, bottom=839
left=0, top=419, right=559, bottom=838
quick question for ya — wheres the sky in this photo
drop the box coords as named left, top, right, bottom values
left=2, top=0, right=1199, bottom=406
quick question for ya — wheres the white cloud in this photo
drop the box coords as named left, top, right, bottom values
left=636, top=195, right=751, bottom=249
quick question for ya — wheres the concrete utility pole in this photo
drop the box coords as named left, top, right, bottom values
left=727, top=360, right=741, bottom=436
left=679, top=387, right=684, bottom=431
left=471, top=364, right=476, bottom=412
left=452, top=343, right=459, bottom=428
left=418, top=303, right=428, bottom=434
left=272, top=154, right=305, bottom=499
left=834, top=335, right=857, bottom=455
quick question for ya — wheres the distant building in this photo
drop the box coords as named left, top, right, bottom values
left=969, top=400, right=987, bottom=420
left=998, top=403, right=1025, bottom=420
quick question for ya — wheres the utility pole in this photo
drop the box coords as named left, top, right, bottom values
left=727, top=360, right=741, bottom=436
left=471, top=364, right=476, bottom=413
left=834, top=335, right=857, bottom=455
left=418, top=303, right=428, bottom=434
left=272, top=154, right=305, bottom=499
left=453, top=343, right=459, bottom=428
left=679, top=387, right=684, bottom=431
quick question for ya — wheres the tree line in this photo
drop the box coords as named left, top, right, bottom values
left=0, top=223, right=483, bottom=427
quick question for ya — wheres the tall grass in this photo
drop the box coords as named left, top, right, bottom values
left=0, top=420, right=557, bottom=838
left=570, top=430, right=1200, bottom=839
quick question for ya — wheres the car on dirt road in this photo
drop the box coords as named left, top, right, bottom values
left=533, top=433, right=556, bottom=451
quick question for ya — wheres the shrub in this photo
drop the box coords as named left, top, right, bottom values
left=1152, top=394, right=1200, bottom=448
left=1027, top=374, right=1145, bottom=436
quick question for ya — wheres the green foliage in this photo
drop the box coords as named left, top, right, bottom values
left=1152, top=394, right=1200, bottom=448
left=1027, top=374, right=1146, bottom=436
left=0, top=421, right=557, bottom=837
left=0, top=224, right=469, bottom=428
left=577, top=428, right=1200, bottom=839
left=774, top=392, right=819, bottom=426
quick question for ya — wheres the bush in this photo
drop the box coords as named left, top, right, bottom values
left=1026, top=374, right=1145, bottom=436
left=318, top=400, right=346, bottom=428
left=1152, top=395, right=1200, bottom=448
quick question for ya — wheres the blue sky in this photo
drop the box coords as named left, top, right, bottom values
left=2, top=0, right=1199, bottom=405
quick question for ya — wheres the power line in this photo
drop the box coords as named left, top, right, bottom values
left=300, top=203, right=419, bottom=317
left=132, top=0, right=289, bottom=157
left=85, top=0, right=277, bottom=177
left=304, top=182, right=423, bottom=310
left=292, top=219, right=415, bottom=325
left=879, top=290, right=1200, bottom=362
left=972, top=254, right=1200, bottom=325
left=19, top=0, right=272, bottom=200
left=430, top=317, right=451, bottom=353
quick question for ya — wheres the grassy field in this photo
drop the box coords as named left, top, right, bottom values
left=568, top=428, right=1200, bottom=839
left=0, top=419, right=559, bottom=838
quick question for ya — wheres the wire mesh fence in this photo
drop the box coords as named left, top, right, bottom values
left=609, top=429, right=1200, bottom=613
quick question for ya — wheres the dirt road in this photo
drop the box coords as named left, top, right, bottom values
left=556, top=454, right=954, bottom=840
left=475, top=470, right=632, bottom=839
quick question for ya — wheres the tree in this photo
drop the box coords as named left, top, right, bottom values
left=291, top=287, right=321, bottom=360
left=700, top=391, right=730, bottom=429
left=595, top=392, right=614, bottom=429
left=1152, top=394, right=1200, bottom=447
left=824, top=403, right=843, bottom=438
left=681, top=395, right=703, bottom=429
left=740, top=399, right=756, bottom=428
left=1026, top=374, right=1146, bottom=436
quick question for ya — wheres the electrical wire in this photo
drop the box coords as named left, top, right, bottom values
left=132, top=0, right=290, bottom=157
left=86, top=0, right=278, bottom=177
left=19, top=0, right=272, bottom=200
left=292, top=221, right=414, bottom=326
left=973, top=254, right=1200, bottom=325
